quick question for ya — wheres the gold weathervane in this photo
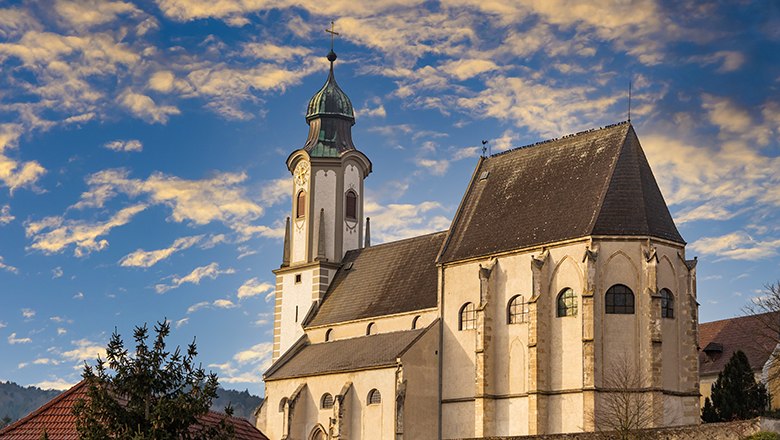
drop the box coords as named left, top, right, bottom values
left=325, top=21, right=340, bottom=51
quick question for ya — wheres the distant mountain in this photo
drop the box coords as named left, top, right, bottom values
left=0, top=381, right=262, bottom=428
left=0, top=381, right=62, bottom=426
left=212, top=387, right=263, bottom=424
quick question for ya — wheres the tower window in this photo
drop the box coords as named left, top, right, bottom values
left=296, top=190, right=306, bottom=219
left=507, top=295, right=526, bottom=324
left=367, top=389, right=381, bottom=405
left=661, top=288, right=674, bottom=319
left=557, top=288, right=577, bottom=317
left=345, top=190, right=357, bottom=220
left=295, top=274, right=301, bottom=283
left=605, top=284, right=635, bottom=314
left=459, top=302, right=476, bottom=330
left=321, top=393, right=334, bottom=409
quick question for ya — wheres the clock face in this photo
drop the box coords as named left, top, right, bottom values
left=294, top=161, right=310, bottom=187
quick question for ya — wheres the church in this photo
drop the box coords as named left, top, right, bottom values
left=255, top=48, right=700, bottom=439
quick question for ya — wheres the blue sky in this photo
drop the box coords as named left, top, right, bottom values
left=0, top=1, right=779, bottom=394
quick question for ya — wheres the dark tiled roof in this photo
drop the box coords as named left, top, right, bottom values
left=439, top=123, right=684, bottom=263
left=699, top=312, right=780, bottom=377
left=0, top=381, right=268, bottom=440
left=265, top=327, right=430, bottom=381
left=307, top=231, right=446, bottom=327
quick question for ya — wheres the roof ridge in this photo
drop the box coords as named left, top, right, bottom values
left=489, top=121, right=629, bottom=158
left=0, top=379, right=85, bottom=435
left=701, top=311, right=779, bottom=326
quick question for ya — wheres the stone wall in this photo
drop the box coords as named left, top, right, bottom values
left=456, top=418, right=769, bottom=440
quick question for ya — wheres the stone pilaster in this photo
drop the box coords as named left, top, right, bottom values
left=333, top=382, right=353, bottom=439
left=643, top=244, right=663, bottom=426
left=581, top=245, right=598, bottom=430
left=474, top=262, right=495, bottom=437
left=682, top=255, right=700, bottom=421
left=528, top=251, right=548, bottom=435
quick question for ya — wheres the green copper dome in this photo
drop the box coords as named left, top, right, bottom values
left=306, top=51, right=355, bottom=123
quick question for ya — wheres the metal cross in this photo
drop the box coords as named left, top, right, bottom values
left=325, top=21, right=340, bottom=51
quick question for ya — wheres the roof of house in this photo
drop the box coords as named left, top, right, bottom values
left=307, top=231, right=446, bottom=327
left=699, top=312, right=780, bottom=376
left=0, top=381, right=268, bottom=440
left=439, top=122, right=684, bottom=263
left=265, top=325, right=432, bottom=381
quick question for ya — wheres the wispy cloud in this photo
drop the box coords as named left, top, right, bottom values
left=0, top=204, right=14, bottom=225
left=690, top=231, right=780, bottom=261
left=60, top=339, right=106, bottom=363
left=365, top=199, right=450, bottom=243
left=8, top=333, right=32, bottom=344
left=0, top=124, right=46, bottom=192
left=0, top=256, right=18, bottom=274
left=120, top=235, right=203, bottom=268
left=236, top=278, right=274, bottom=300
left=186, top=298, right=238, bottom=313
left=104, top=139, right=143, bottom=152
left=21, top=308, right=35, bottom=319
left=25, top=204, right=147, bottom=256
left=155, top=262, right=235, bottom=293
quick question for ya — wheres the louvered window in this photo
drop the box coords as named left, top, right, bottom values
left=367, top=389, right=381, bottom=405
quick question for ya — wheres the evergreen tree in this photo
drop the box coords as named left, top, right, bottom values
left=701, top=397, right=718, bottom=423
left=72, top=319, right=233, bottom=439
left=703, top=350, right=768, bottom=422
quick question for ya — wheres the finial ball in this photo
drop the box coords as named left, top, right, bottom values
left=327, top=50, right=337, bottom=62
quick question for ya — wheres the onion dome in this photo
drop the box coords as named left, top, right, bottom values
left=302, top=50, right=356, bottom=157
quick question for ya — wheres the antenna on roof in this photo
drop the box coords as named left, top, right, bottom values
left=628, top=79, right=632, bottom=123
left=481, top=140, right=489, bottom=157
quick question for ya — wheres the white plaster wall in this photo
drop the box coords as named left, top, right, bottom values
left=547, top=393, right=584, bottom=434
left=343, top=163, right=361, bottom=255
left=314, top=169, right=337, bottom=262
left=278, top=269, right=315, bottom=357
left=548, top=255, right=584, bottom=391
left=441, top=261, right=481, bottom=401
left=494, top=397, right=529, bottom=436
left=601, top=250, right=640, bottom=381
left=400, top=322, right=441, bottom=439
left=442, top=401, right=475, bottom=439
left=307, top=309, right=438, bottom=343
left=264, top=367, right=397, bottom=440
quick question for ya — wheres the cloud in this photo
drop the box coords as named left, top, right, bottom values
left=22, top=308, right=35, bottom=319
left=236, top=278, right=274, bottom=300
left=54, top=0, right=142, bottom=29
left=74, top=169, right=265, bottom=233
left=0, top=124, right=46, bottom=192
left=26, top=204, right=148, bottom=256
left=51, top=266, right=63, bottom=279
left=175, top=317, right=189, bottom=328
left=104, top=139, right=143, bottom=152
left=187, top=301, right=210, bottom=314
left=690, top=231, right=780, bottom=261
left=61, top=339, right=106, bottom=363
left=50, top=316, right=72, bottom=324
left=118, top=89, right=180, bottom=124
left=155, top=262, right=235, bottom=293
left=186, top=298, right=238, bottom=313
left=439, top=58, right=499, bottom=81
left=689, top=50, right=746, bottom=73
left=57, top=328, right=67, bottom=335
left=119, top=235, right=204, bottom=268
left=73, top=291, right=84, bottom=300
left=0, top=256, right=18, bottom=274
left=0, top=204, right=14, bottom=225
left=365, top=200, right=451, bottom=243
left=213, top=299, right=236, bottom=309
left=32, top=378, right=77, bottom=391
left=233, top=342, right=273, bottom=365
left=8, top=333, right=32, bottom=344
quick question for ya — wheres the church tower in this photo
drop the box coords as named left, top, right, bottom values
left=272, top=48, right=372, bottom=360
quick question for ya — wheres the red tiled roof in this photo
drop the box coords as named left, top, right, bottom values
left=0, top=381, right=268, bottom=440
left=699, top=312, right=780, bottom=377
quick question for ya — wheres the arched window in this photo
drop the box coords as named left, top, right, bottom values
left=345, top=190, right=357, bottom=220
left=459, top=302, right=476, bottom=330
left=310, top=426, right=327, bottom=440
left=605, top=284, right=635, bottom=314
left=325, top=328, right=333, bottom=342
left=557, top=288, right=577, bottom=317
left=321, top=393, right=334, bottom=409
left=279, top=397, right=287, bottom=412
left=366, top=322, right=375, bottom=335
left=367, top=389, right=381, bottom=405
left=661, top=288, right=674, bottom=319
left=507, top=295, right=526, bottom=324
left=296, top=191, right=306, bottom=219
left=411, top=315, right=420, bottom=329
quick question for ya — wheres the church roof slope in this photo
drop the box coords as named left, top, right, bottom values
left=307, top=231, right=446, bottom=327
left=439, top=122, right=683, bottom=263
left=0, top=380, right=269, bottom=440
left=699, top=312, right=780, bottom=377
left=264, top=327, right=430, bottom=381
